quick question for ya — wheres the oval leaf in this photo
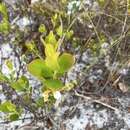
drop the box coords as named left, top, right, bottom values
left=58, top=53, right=75, bottom=73
left=0, top=101, right=16, bottom=113
left=11, top=76, right=29, bottom=92
left=44, top=79, right=64, bottom=91
left=9, top=113, right=19, bottom=121
left=27, top=59, right=53, bottom=79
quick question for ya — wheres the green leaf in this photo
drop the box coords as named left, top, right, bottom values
left=63, top=80, right=77, bottom=91
left=98, top=0, right=105, bottom=7
left=45, top=44, right=57, bottom=57
left=0, top=21, right=10, bottom=33
left=45, top=31, right=57, bottom=48
left=0, top=101, right=16, bottom=113
left=0, top=3, right=10, bottom=33
left=36, top=97, right=44, bottom=107
left=58, top=53, right=75, bottom=73
left=23, top=94, right=31, bottom=104
left=11, top=76, right=29, bottom=91
left=66, top=30, right=73, bottom=39
left=44, top=79, right=64, bottom=91
left=27, top=59, right=53, bottom=79
left=9, top=113, right=19, bottom=121
left=5, top=60, right=13, bottom=70
left=51, top=14, right=58, bottom=27
left=0, top=3, right=8, bottom=19
left=0, top=71, right=9, bottom=82
left=45, top=44, right=59, bottom=71
left=56, top=25, right=63, bottom=37
left=38, top=24, right=46, bottom=33
left=25, top=40, right=35, bottom=51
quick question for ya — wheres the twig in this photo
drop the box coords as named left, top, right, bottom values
left=75, top=90, right=118, bottom=111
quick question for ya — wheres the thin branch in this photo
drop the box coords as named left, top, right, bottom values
left=75, top=90, right=118, bottom=111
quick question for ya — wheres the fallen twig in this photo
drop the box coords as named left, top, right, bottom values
left=75, top=90, right=118, bottom=111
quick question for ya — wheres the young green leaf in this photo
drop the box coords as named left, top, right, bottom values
left=45, top=44, right=59, bottom=71
left=58, top=53, right=75, bottom=73
left=0, top=3, right=8, bottom=19
left=38, top=24, right=46, bottom=33
left=25, top=41, right=35, bottom=51
left=66, top=30, right=74, bottom=39
left=27, top=59, right=53, bottom=79
left=44, top=79, right=64, bottom=91
left=56, top=25, right=63, bottom=37
left=45, top=44, right=57, bottom=57
left=51, top=13, right=58, bottom=27
left=5, top=60, right=13, bottom=70
left=0, top=3, right=10, bottom=33
left=11, top=76, right=29, bottom=91
left=45, top=31, right=57, bottom=48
